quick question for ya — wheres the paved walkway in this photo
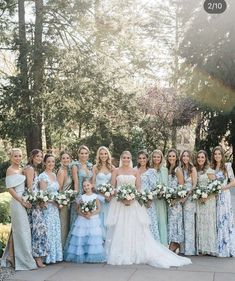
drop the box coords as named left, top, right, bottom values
left=6, top=189, right=235, bottom=281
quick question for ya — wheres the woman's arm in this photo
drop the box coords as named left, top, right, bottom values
left=135, top=169, right=141, bottom=191
left=191, top=167, right=197, bottom=189
left=24, top=166, right=34, bottom=190
left=92, top=166, right=97, bottom=187
left=176, top=168, right=184, bottom=185
left=57, top=169, right=65, bottom=192
left=72, top=165, right=79, bottom=192
left=111, top=168, right=118, bottom=187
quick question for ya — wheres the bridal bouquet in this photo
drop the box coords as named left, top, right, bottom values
left=96, top=183, right=115, bottom=198
left=207, top=179, right=223, bottom=195
left=165, top=185, right=188, bottom=206
left=35, top=190, right=50, bottom=204
left=50, top=192, right=70, bottom=208
left=151, top=184, right=167, bottom=199
left=136, top=189, right=153, bottom=207
left=116, top=184, right=137, bottom=206
left=80, top=199, right=97, bottom=214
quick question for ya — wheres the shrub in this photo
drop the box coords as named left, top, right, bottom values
left=0, top=192, right=11, bottom=224
left=0, top=223, right=11, bottom=257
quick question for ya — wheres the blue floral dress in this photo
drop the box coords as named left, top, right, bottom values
left=216, top=164, right=235, bottom=257
left=182, top=170, right=196, bottom=255
left=153, top=168, right=168, bottom=245
left=196, top=168, right=217, bottom=256
left=140, top=169, right=160, bottom=241
left=64, top=193, right=106, bottom=263
left=30, top=174, right=49, bottom=258
left=95, top=172, right=112, bottom=240
left=39, top=172, right=63, bottom=264
left=70, top=161, right=93, bottom=227
left=168, top=168, right=184, bottom=245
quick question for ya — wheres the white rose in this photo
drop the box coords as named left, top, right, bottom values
left=126, top=195, right=131, bottom=201
left=192, top=194, right=198, bottom=200
left=130, top=193, right=135, bottom=199
left=61, top=195, right=66, bottom=200
left=85, top=207, right=89, bottom=212
left=105, top=192, right=110, bottom=197
left=102, top=187, right=107, bottom=192
left=148, top=194, right=153, bottom=200
left=43, top=196, right=48, bottom=202
left=201, top=192, right=208, bottom=199
left=196, top=189, right=202, bottom=195
left=63, top=200, right=68, bottom=205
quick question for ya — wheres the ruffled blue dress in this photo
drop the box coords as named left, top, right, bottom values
left=64, top=193, right=106, bottom=263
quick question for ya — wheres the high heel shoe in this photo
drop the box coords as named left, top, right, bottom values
left=35, top=258, right=46, bottom=268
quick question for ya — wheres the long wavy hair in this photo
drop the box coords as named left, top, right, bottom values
left=166, top=148, right=179, bottom=176
left=180, top=149, right=194, bottom=175
left=27, top=149, right=43, bottom=165
left=150, top=149, right=164, bottom=170
left=195, top=150, right=209, bottom=173
left=95, top=146, right=113, bottom=172
left=137, top=150, right=150, bottom=168
left=211, top=146, right=227, bottom=176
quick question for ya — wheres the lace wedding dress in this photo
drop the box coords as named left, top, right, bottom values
left=105, top=174, right=191, bottom=268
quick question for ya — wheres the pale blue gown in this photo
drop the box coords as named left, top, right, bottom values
left=216, top=164, right=235, bottom=257
left=95, top=172, right=112, bottom=240
left=140, top=169, right=160, bottom=241
left=182, top=170, right=196, bottom=255
left=70, top=161, right=93, bottom=227
left=39, top=172, right=63, bottom=264
left=168, top=168, right=184, bottom=245
left=1, top=174, right=37, bottom=270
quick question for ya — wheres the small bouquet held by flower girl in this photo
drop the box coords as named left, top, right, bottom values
left=165, top=185, right=188, bottom=206
left=80, top=199, right=97, bottom=214
left=136, top=189, right=153, bottom=208
left=116, top=184, right=137, bottom=206
left=192, top=179, right=222, bottom=203
left=96, top=183, right=115, bottom=199
left=151, top=184, right=167, bottom=199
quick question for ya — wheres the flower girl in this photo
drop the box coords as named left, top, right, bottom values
left=64, top=179, right=106, bottom=263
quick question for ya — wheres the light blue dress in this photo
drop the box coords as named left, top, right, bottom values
left=140, top=169, right=160, bottom=241
left=95, top=172, right=112, bottom=240
left=64, top=193, right=106, bottom=263
left=39, top=172, right=63, bottom=264
left=154, top=167, right=168, bottom=245
left=182, top=170, right=196, bottom=255
left=70, top=161, right=93, bottom=227
left=215, top=164, right=235, bottom=257
left=1, top=174, right=37, bottom=270
left=168, top=168, right=184, bottom=245
left=30, top=174, right=49, bottom=258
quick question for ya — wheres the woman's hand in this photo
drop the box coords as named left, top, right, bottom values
left=21, top=201, right=32, bottom=209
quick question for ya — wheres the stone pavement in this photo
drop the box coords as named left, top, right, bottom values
left=6, top=188, right=235, bottom=281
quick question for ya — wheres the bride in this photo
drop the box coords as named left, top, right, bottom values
left=105, top=151, right=191, bottom=268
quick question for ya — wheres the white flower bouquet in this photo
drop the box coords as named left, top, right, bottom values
left=192, top=180, right=223, bottom=203
left=166, top=185, right=188, bottom=206
left=64, top=189, right=78, bottom=203
left=80, top=199, right=97, bottom=214
left=96, top=183, right=115, bottom=198
left=54, top=192, right=70, bottom=208
left=151, top=184, right=167, bottom=199
left=116, top=184, right=137, bottom=206
left=22, top=190, right=37, bottom=205
left=136, top=189, right=153, bottom=207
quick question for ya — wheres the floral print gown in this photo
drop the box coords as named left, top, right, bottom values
left=168, top=168, right=184, bottom=245
left=39, top=172, right=63, bottom=264
left=216, top=163, right=235, bottom=257
left=196, top=168, right=217, bottom=256
left=140, top=169, right=160, bottom=241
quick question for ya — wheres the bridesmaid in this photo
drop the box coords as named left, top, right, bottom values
left=1, top=148, right=37, bottom=270
left=195, top=150, right=217, bottom=256
left=57, top=151, right=74, bottom=249
left=211, top=146, right=235, bottom=257
left=92, top=146, right=114, bottom=240
left=39, top=154, right=63, bottom=264
left=24, top=149, right=49, bottom=268
left=180, top=150, right=197, bottom=256
left=71, top=145, right=93, bottom=225
left=150, top=149, right=168, bottom=245
left=166, top=149, right=184, bottom=254
left=137, top=150, right=160, bottom=241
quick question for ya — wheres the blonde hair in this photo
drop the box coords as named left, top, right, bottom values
left=95, top=146, right=112, bottom=172
left=9, top=148, right=22, bottom=158
left=150, top=149, right=164, bottom=169
left=78, top=145, right=90, bottom=154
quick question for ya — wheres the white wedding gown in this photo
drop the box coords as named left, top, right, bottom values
left=105, top=175, right=191, bottom=268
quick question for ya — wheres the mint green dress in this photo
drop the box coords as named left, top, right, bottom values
left=1, top=174, right=37, bottom=270
left=154, top=167, right=168, bottom=245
